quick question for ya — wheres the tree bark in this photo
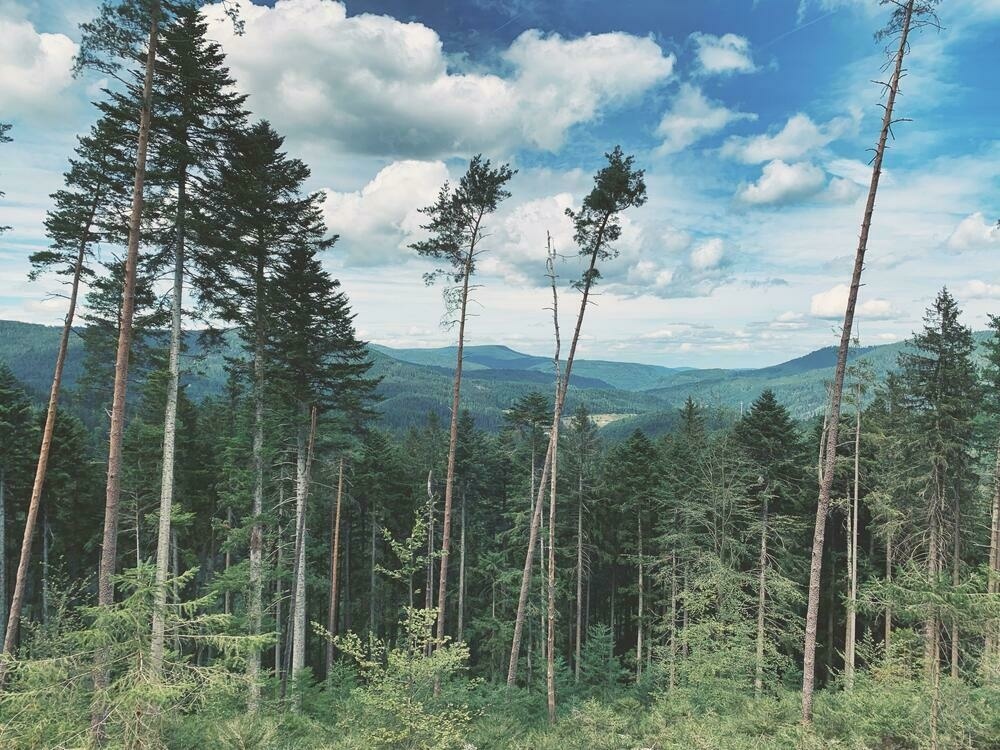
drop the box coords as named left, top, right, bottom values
left=636, top=514, right=644, bottom=682
left=755, top=496, right=768, bottom=696
left=508, top=214, right=610, bottom=686
left=436, top=247, right=476, bottom=646
left=986, top=440, right=1000, bottom=666
left=291, top=405, right=317, bottom=687
left=845, top=399, right=861, bottom=691
left=326, top=457, right=344, bottom=674
left=801, top=0, right=913, bottom=723
left=92, top=10, right=159, bottom=742
left=369, top=496, right=377, bottom=638
left=575, top=470, right=584, bottom=683
left=3, top=194, right=96, bottom=655
left=246, top=293, right=266, bottom=709
left=884, top=532, right=893, bottom=649
left=457, top=491, right=466, bottom=642
left=151, top=170, right=186, bottom=676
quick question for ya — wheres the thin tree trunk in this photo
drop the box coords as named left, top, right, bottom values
left=326, top=457, right=344, bottom=674
left=426, top=470, right=434, bottom=613
left=669, top=548, right=677, bottom=691
left=575, top=470, right=584, bottom=683
left=369, top=498, right=377, bottom=638
left=801, top=0, right=914, bottom=723
left=0, top=474, right=5, bottom=648
left=92, top=10, right=159, bottom=741
left=755, top=496, right=768, bottom=696
left=291, top=405, right=317, bottom=686
left=275, top=519, right=282, bottom=674
left=884, top=532, right=893, bottom=649
left=986, top=440, right=1000, bottom=666
left=42, top=508, right=50, bottom=627
left=636, top=514, right=643, bottom=682
left=925, top=511, right=940, bottom=679
left=3, top=194, right=96, bottom=655
left=224, top=508, right=232, bottom=615
left=151, top=173, right=186, bottom=675
left=508, top=215, right=610, bottom=686
left=845, top=400, right=861, bottom=690
left=436, top=249, right=476, bottom=646
left=951, top=494, right=960, bottom=679
left=457, top=491, right=466, bottom=642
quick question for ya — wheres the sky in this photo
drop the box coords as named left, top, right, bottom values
left=0, top=0, right=998, bottom=368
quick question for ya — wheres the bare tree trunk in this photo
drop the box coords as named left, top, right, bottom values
left=845, top=401, right=861, bottom=690
left=92, top=11, right=159, bottom=741
left=224, top=508, right=232, bottom=616
left=275, top=519, right=282, bottom=674
left=0, top=474, right=5, bottom=648
left=246, top=322, right=265, bottom=709
left=636, top=514, right=643, bottom=683
left=42, top=510, right=50, bottom=627
left=575, top=471, right=584, bottom=683
left=436, top=252, right=475, bottom=647
left=326, top=457, right=344, bottom=674
left=3, top=195, right=96, bottom=654
left=291, top=406, right=317, bottom=687
left=884, top=533, right=893, bottom=649
left=669, top=548, right=677, bottom=691
left=986, top=440, right=1000, bottom=667
left=925, top=511, right=940, bottom=679
left=801, top=0, right=914, bottom=723
left=951, top=495, right=960, bottom=679
left=151, top=175, right=186, bottom=675
left=369, top=498, right=377, bottom=638
left=508, top=218, right=610, bottom=686
left=755, top=496, right=768, bottom=696
left=457, top=491, right=466, bottom=642
left=546, top=237, right=561, bottom=722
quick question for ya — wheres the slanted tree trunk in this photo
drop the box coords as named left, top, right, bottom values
left=151, top=171, right=186, bottom=676
left=801, top=0, right=914, bottom=723
left=326, top=457, right=345, bottom=674
left=436, top=251, right=475, bottom=646
left=92, top=10, right=159, bottom=742
left=4, top=194, right=97, bottom=654
left=508, top=215, right=611, bottom=687
left=755, top=495, right=768, bottom=696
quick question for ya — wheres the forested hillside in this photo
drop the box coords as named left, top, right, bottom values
left=0, top=1, right=997, bottom=749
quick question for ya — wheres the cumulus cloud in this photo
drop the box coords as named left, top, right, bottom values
left=721, top=112, right=854, bottom=163
left=810, top=284, right=895, bottom=319
left=0, top=16, right=76, bottom=115
left=946, top=211, right=1000, bottom=252
left=655, top=84, right=755, bottom=154
left=690, top=32, right=757, bottom=75
left=689, top=237, right=724, bottom=270
left=322, top=160, right=449, bottom=265
left=204, top=0, right=674, bottom=158
left=957, top=279, right=1000, bottom=299
left=738, top=160, right=826, bottom=204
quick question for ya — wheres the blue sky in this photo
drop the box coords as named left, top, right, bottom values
left=1, top=0, right=998, bottom=367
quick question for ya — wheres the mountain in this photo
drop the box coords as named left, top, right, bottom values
left=0, top=319, right=992, bottom=437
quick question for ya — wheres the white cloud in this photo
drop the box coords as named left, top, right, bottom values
left=823, top=177, right=864, bottom=204
left=721, top=112, right=854, bottom=164
left=810, top=284, right=895, bottom=319
left=690, top=32, right=757, bottom=75
left=204, top=0, right=674, bottom=158
left=322, top=160, right=449, bottom=265
left=946, top=212, right=999, bottom=252
left=655, top=83, right=756, bottom=154
left=689, top=237, right=724, bottom=270
left=0, top=16, right=76, bottom=115
left=957, top=279, right=1000, bottom=299
left=738, top=160, right=826, bottom=204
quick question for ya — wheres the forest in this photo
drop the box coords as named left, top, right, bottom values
left=0, top=0, right=997, bottom=748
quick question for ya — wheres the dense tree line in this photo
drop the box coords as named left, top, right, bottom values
left=0, top=0, right=997, bottom=748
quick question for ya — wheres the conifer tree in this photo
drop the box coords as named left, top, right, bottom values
left=411, top=155, right=515, bottom=648
left=509, top=146, right=646, bottom=687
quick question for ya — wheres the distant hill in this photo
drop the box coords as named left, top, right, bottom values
left=1, top=319, right=992, bottom=437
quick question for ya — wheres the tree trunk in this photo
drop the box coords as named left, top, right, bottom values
left=42, top=509, right=50, bottom=627
left=326, top=457, right=344, bottom=674
left=845, top=401, right=861, bottom=691
left=436, top=251, right=474, bottom=646
left=3, top=192, right=96, bottom=654
left=92, top=10, right=159, bottom=741
left=636, top=514, right=643, bottom=682
left=925, top=511, right=940, bottom=680
left=546, top=336, right=560, bottom=722
left=508, top=218, right=610, bottom=686
left=291, top=405, right=317, bottom=686
left=224, top=508, right=232, bottom=616
left=151, top=171, right=186, bottom=675
left=986, top=440, right=1000, bottom=666
left=246, top=313, right=266, bottom=710
left=0, top=474, right=5, bottom=648
left=884, top=533, right=893, bottom=649
left=755, top=496, right=768, bottom=696
left=801, top=0, right=914, bottom=723
left=575, top=471, right=584, bottom=683
left=457, top=491, right=466, bottom=642
left=950, top=494, right=960, bottom=679
left=669, top=548, right=677, bottom=691
left=369, top=497, right=377, bottom=638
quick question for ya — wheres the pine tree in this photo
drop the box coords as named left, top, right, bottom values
left=411, top=155, right=515, bottom=649
left=509, top=146, right=646, bottom=688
